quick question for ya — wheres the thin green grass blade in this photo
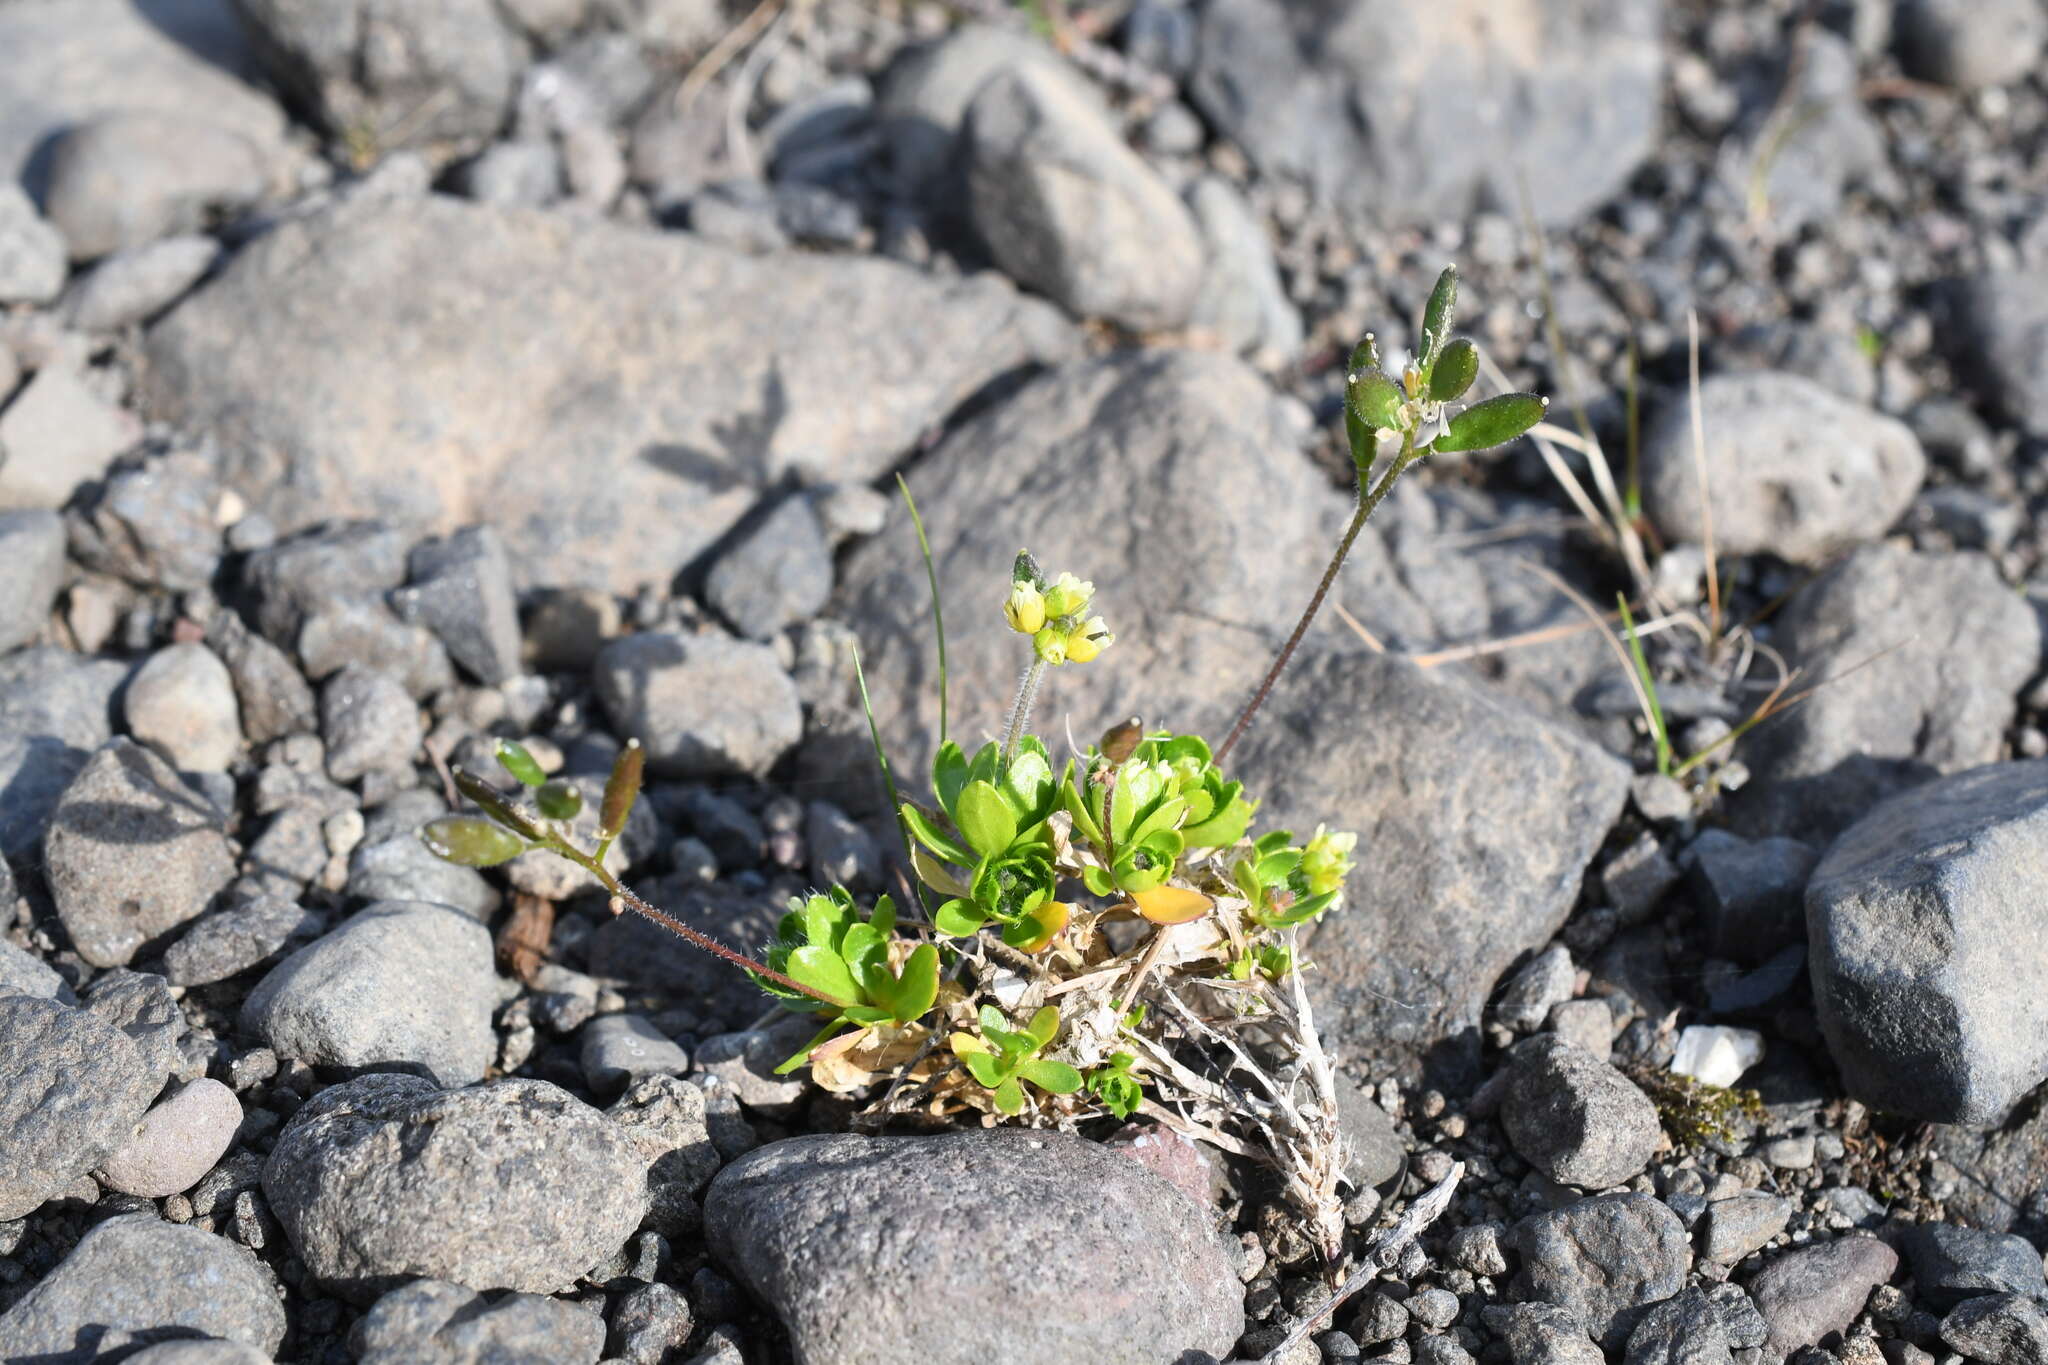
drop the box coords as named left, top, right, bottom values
left=1615, top=593, right=1672, bottom=776
left=897, top=473, right=948, bottom=748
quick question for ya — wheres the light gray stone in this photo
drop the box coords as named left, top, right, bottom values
left=703, top=495, right=834, bottom=641
left=1497, top=945, right=1576, bottom=1033
left=594, top=631, right=801, bottom=779
left=1701, top=1191, right=1792, bottom=1264
left=0, top=995, right=160, bottom=1219
left=99, top=1077, right=242, bottom=1198
left=63, top=235, right=222, bottom=331
left=1509, top=1194, right=1691, bottom=1351
left=349, top=833, right=499, bottom=920
left=1185, top=174, right=1302, bottom=362
left=1808, top=759, right=2048, bottom=1125
left=582, top=1013, right=691, bottom=1096
left=0, top=1215, right=285, bottom=1360
left=42, top=112, right=267, bottom=261
left=1747, top=1236, right=1898, bottom=1360
left=1939, top=271, right=2048, bottom=439
left=241, top=900, right=499, bottom=1086
left=143, top=193, right=1076, bottom=593
left=0, top=183, right=66, bottom=304
left=264, top=1073, right=649, bottom=1303
left=0, top=362, right=142, bottom=509
left=1737, top=547, right=2040, bottom=842
left=1941, top=1293, right=2048, bottom=1364
left=350, top=1277, right=606, bottom=1364
left=0, top=508, right=65, bottom=652
left=320, top=665, right=420, bottom=784
left=1897, top=0, right=2048, bottom=89
left=392, top=524, right=522, bottom=685
left=44, top=737, right=236, bottom=967
left=123, top=643, right=243, bottom=773
left=963, top=62, right=1205, bottom=331
left=1641, top=372, right=1925, bottom=565
left=66, top=448, right=224, bottom=592
left=705, top=1129, right=1242, bottom=1364
left=0, top=646, right=128, bottom=857
left=164, top=895, right=325, bottom=987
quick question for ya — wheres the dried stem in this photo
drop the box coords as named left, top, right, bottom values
left=1217, top=428, right=1421, bottom=765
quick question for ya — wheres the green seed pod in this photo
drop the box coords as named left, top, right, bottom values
left=599, top=739, right=644, bottom=841
left=1347, top=332, right=1382, bottom=376
left=419, top=814, right=528, bottom=867
left=1347, top=368, right=1404, bottom=432
left=1420, top=265, right=1458, bottom=369
left=1344, top=404, right=1376, bottom=472
left=535, top=778, right=583, bottom=821
left=1429, top=338, right=1479, bottom=403
left=453, top=768, right=548, bottom=841
left=1433, top=393, right=1548, bottom=454
left=496, top=739, right=546, bottom=787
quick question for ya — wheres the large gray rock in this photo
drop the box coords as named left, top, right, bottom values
left=1939, top=271, right=2048, bottom=439
left=241, top=899, right=499, bottom=1086
left=0, top=995, right=160, bottom=1219
left=1188, top=0, right=1662, bottom=228
left=1508, top=1194, right=1691, bottom=1351
left=1500, top=1035, right=1663, bottom=1189
left=963, top=63, right=1205, bottom=331
left=1234, top=651, right=1629, bottom=1071
left=1640, top=372, right=1925, bottom=565
left=1897, top=0, right=2048, bottom=90
left=0, top=0, right=286, bottom=191
left=1746, top=1236, right=1898, bottom=1360
left=264, top=1072, right=649, bottom=1303
left=593, top=631, right=802, bottom=779
left=0, top=508, right=65, bottom=652
left=351, top=1278, right=607, bottom=1365
left=876, top=25, right=1073, bottom=200
left=144, top=192, right=1077, bottom=593
left=1808, top=759, right=2048, bottom=1126
left=1736, top=546, right=2040, bottom=842
left=0, top=646, right=128, bottom=856
left=44, top=737, right=237, bottom=967
left=42, top=112, right=268, bottom=261
left=704, top=1130, right=1243, bottom=1364
left=1941, top=1293, right=2048, bottom=1363
left=231, top=0, right=523, bottom=150
left=0, top=1215, right=285, bottom=1361
left=839, top=348, right=1345, bottom=773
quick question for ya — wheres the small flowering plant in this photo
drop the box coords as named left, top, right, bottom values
left=424, top=266, right=1540, bottom=1254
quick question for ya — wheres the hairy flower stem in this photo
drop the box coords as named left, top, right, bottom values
left=1216, top=430, right=1422, bottom=766
left=552, top=840, right=846, bottom=1008
left=1000, top=658, right=1045, bottom=769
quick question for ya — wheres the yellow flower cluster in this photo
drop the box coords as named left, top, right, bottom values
left=1004, top=563, right=1113, bottom=666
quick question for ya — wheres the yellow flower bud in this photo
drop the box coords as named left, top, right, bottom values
left=1064, top=615, right=1113, bottom=664
left=1301, top=825, right=1358, bottom=899
left=1032, top=626, right=1068, bottom=665
left=1041, top=572, right=1093, bottom=619
left=1004, top=582, right=1046, bottom=635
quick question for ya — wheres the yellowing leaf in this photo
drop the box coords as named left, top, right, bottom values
left=1131, top=885, right=1215, bottom=925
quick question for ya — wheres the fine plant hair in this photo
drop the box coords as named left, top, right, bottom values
left=422, top=265, right=1540, bottom=1266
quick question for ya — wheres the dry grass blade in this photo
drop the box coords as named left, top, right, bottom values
left=1688, top=308, right=1723, bottom=642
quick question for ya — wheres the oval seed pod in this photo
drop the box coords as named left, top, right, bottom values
left=1433, top=393, right=1548, bottom=453
left=420, top=814, right=528, bottom=867
left=599, top=739, right=644, bottom=841
left=1429, top=338, right=1479, bottom=403
left=535, top=778, right=583, bottom=821
left=1420, top=264, right=1459, bottom=368
left=496, top=739, right=546, bottom=787
left=1347, top=368, right=1404, bottom=432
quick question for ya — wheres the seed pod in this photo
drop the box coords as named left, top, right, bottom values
left=453, top=768, right=548, bottom=840
left=600, top=739, right=644, bottom=841
left=1429, top=338, right=1479, bottom=403
left=1433, top=393, right=1548, bottom=454
left=1420, top=265, right=1458, bottom=368
left=1347, top=368, right=1404, bottom=432
left=420, top=814, right=528, bottom=867
left=496, top=739, right=547, bottom=787
left=536, top=778, right=583, bottom=821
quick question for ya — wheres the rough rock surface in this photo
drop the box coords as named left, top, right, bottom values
left=0, top=995, right=161, bottom=1219
left=705, top=1130, right=1243, bottom=1364
left=1807, top=759, right=2048, bottom=1125
left=43, top=737, right=237, bottom=967
left=264, top=1073, right=649, bottom=1303
left=1508, top=1193, right=1691, bottom=1351
left=0, top=1215, right=286, bottom=1360
left=143, top=192, right=1076, bottom=592
left=1499, top=1036, right=1663, bottom=1188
